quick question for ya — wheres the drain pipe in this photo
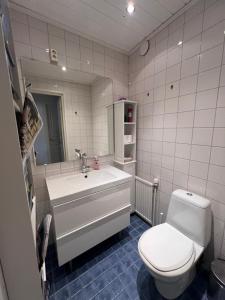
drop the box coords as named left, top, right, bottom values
left=152, top=178, right=159, bottom=227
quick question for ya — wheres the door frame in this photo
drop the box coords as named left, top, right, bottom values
left=31, top=88, right=69, bottom=164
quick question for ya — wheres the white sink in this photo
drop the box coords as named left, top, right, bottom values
left=46, top=165, right=131, bottom=205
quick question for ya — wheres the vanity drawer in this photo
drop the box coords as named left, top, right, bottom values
left=56, top=206, right=130, bottom=266
left=52, top=182, right=130, bottom=238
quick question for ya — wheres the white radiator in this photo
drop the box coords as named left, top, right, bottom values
left=135, top=176, right=153, bottom=224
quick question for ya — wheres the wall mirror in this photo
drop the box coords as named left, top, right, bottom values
left=20, top=58, right=114, bottom=165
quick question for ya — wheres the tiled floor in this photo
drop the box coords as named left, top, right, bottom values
left=47, top=214, right=209, bottom=300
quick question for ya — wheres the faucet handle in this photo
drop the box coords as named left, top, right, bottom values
left=75, top=149, right=81, bottom=159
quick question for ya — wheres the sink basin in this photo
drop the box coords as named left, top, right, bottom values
left=66, top=169, right=116, bottom=186
left=46, top=165, right=131, bottom=205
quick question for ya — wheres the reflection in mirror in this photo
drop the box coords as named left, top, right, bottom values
left=20, top=58, right=114, bottom=165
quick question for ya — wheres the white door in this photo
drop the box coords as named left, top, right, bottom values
left=0, top=263, right=8, bottom=300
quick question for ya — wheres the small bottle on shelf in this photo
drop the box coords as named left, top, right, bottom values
left=127, top=106, right=133, bottom=122
left=92, top=156, right=100, bottom=170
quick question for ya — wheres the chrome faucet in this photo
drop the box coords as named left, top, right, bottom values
left=75, top=149, right=90, bottom=173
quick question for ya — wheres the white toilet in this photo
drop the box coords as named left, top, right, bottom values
left=138, top=189, right=212, bottom=299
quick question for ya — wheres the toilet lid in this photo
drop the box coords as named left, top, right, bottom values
left=139, top=223, right=194, bottom=272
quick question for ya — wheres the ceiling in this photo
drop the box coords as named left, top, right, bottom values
left=10, top=0, right=196, bottom=53
left=21, top=58, right=103, bottom=85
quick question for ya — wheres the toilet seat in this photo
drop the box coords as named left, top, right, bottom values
left=138, top=223, right=196, bottom=275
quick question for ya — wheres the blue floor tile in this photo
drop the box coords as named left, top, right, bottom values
left=47, top=213, right=209, bottom=300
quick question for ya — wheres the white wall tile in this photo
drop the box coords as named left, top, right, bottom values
left=220, top=65, right=225, bottom=86
left=185, top=0, right=205, bottom=23
left=175, top=143, right=191, bottom=159
left=206, top=180, right=225, bottom=203
left=199, top=44, right=223, bottom=73
left=191, top=145, right=211, bottom=163
left=162, top=142, right=175, bottom=156
left=188, top=176, right=206, bottom=195
left=192, top=128, right=213, bottom=145
left=203, top=0, right=225, bottom=30
left=196, top=88, right=218, bottom=110
left=48, top=24, right=64, bottom=38
left=166, top=81, right=180, bottom=99
left=173, top=171, right=188, bottom=188
left=208, top=164, right=225, bottom=185
left=165, top=97, right=178, bottom=113
left=14, top=42, right=32, bottom=58
left=163, top=128, right=176, bottom=142
left=162, top=155, right=174, bottom=169
left=30, top=28, right=49, bottom=49
left=176, top=128, right=193, bottom=144
left=215, top=107, right=225, bottom=127
left=163, top=113, right=177, bottom=128
left=181, top=55, right=199, bottom=78
left=194, top=109, right=215, bottom=127
left=180, top=75, right=197, bottom=96
left=212, top=128, right=225, bottom=147
left=10, top=8, right=28, bottom=24
left=166, top=64, right=180, bottom=83
left=183, top=14, right=203, bottom=42
left=197, top=68, right=220, bottom=91
left=217, top=87, right=225, bottom=107
left=28, top=16, right=47, bottom=32
left=174, top=157, right=189, bottom=174
left=182, top=34, right=201, bottom=60
left=49, top=35, right=66, bottom=55
left=153, top=101, right=164, bottom=115
left=11, top=21, right=30, bottom=44
left=178, top=94, right=196, bottom=112
left=189, top=161, right=209, bottom=179
left=177, top=111, right=194, bottom=128
left=154, top=86, right=166, bottom=101
left=167, top=47, right=182, bottom=67
left=201, top=21, right=225, bottom=51
left=211, top=147, right=225, bottom=166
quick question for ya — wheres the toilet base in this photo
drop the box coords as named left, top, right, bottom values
left=154, top=267, right=196, bottom=299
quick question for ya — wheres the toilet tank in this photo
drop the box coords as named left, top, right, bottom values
left=166, top=190, right=212, bottom=247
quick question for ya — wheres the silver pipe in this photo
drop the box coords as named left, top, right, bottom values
left=159, top=212, right=164, bottom=224
left=152, top=178, right=159, bottom=227
left=135, top=176, right=154, bottom=187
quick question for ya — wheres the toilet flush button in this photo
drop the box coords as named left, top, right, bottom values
left=186, top=192, right=193, bottom=196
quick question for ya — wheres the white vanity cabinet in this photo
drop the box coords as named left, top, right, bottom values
left=46, top=166, right=131, bottom=266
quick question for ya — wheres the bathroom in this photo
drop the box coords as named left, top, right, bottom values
left=0, top=0, right=225, bottom=299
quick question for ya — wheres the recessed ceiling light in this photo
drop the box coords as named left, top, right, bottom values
left=177, top=40, right=183, bottom=46
left=127, top=2, right=135, bottom=15
left=62, top=66, right=67, bottom=71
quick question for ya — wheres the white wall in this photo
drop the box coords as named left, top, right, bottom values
left=9, top=8, right=128, bottom=102
left=129, top=0, right=225, bottom=259
left=9, top=8, right=128, bottom=225
left=92, top=78, right=113, bottom=156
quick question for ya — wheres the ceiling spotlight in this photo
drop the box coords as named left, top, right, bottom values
left=177, top=40, right=183, bottom=46
left=127, top=2, right=135, bottom=15
left=62, top=66, right=67, bottom=71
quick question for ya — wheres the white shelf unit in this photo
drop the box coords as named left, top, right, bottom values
left=0, top=5, right=43, bottom=300
left=114, top=100, right=137, bottom=164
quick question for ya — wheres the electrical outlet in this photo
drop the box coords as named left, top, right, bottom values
left=49, top=48, right=58, bottom=63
